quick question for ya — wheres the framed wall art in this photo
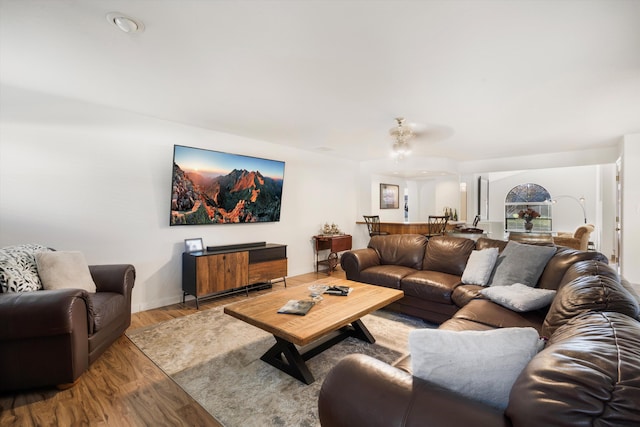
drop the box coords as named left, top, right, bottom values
left=380, top=184, right=400, bottom=209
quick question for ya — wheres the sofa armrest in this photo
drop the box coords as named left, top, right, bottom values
left=552, top=236, right=581, bottom=250
left=0, top=289, right=90, bottom=340
left=0, top=289, right=90, bottom=391
left=89, top=264, right=136, bottom=295
left=319, top=354, right=509, bottom=427
left=340, top=249, right=380, bottom=281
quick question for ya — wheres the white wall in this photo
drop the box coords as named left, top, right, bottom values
left=0, top=88, right=358, bottom=311
left=621, top=134, right=640, bottom=284
left=477, top=166, right=615, bottom=256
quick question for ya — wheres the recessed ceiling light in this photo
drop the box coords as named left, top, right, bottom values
left=106, top=12, right=145, bottom=34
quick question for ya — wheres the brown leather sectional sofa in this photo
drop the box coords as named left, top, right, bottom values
left=319, top=234, right=640, bottom=426
left=0, top=264, right=136, bottom=391
left=339, top=234, right=607, bottom=324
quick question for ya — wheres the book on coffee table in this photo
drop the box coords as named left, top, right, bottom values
left=277, top=299, right=316, bottom=315
left=324, top=285, right=352, bottom=296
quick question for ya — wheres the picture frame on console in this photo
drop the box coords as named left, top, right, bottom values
left=380, top=184, right=400, bottom=209
left=184, top=238, right=204, bottom=253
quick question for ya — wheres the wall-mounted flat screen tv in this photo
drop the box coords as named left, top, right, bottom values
left=170, top=145, right=285, bottom=225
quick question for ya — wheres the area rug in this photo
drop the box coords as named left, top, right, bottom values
left=126, top=306, right=432, bottom=427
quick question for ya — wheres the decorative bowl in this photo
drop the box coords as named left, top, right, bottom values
left=308, top=284, right=329, bottom=300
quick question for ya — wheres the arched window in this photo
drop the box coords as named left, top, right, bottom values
left=505, top=183, right=552, bottom=232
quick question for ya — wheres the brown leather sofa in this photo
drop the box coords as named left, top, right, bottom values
left=320, top=235, right=640, bottom=426
left=340, top=234, right=607, bottom=323
left=0, top=264, right=136, bottom=391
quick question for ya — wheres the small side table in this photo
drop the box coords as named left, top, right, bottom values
left=313, top=234, right=352, bottom=274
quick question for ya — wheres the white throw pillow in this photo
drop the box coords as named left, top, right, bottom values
left=481, top=283, right=556, bottom=312
left=409, top=327, right=542, bottom=410
left=35, top=251, right=97, bottom=293
left=461, top=248, right=499, bottom=286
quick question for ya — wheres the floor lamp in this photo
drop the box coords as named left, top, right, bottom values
left=548, top=195, right=587, bottom=224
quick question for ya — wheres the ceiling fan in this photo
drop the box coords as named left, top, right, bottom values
left=389, top=117, right=417, bottom=160
left=389, top=117, right=454, bottom=160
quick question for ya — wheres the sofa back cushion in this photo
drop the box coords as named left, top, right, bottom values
left=507, top=311, right=640, bottom=427
left=423, top=236, right=476, bottom=276
left=475, top=237, right=508, bottom=253
left=537, top=246, right=609, bottom=290
left=368, top=234, right=427, bottom=270
left=542, top=260, right=640, bottom=337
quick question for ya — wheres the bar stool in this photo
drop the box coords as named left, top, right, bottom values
left=425, top=215, right=449, bottom=239
left=362, top=215, right=389, bottom=237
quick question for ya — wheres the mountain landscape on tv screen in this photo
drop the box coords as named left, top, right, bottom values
left=171, top=163, right=283, bottom=225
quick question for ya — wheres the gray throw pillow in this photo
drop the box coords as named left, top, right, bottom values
left=487, top=241, right=556, bottom=287
left=481, top=283, right=556, bottom=312
left=409, top=327, right=543, bottom=410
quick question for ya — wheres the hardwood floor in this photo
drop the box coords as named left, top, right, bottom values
left=0, top=270, right=343, bottom=426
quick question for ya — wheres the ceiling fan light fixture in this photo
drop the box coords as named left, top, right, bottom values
left=390, top=117, right=414, bottom=160
left=106, top=12, right=145, bottom=33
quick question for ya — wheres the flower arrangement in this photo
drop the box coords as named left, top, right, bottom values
left=518, top=207, right=540, bottom=222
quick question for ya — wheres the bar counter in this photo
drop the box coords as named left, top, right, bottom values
left=356, top=220, right=465, bottom=235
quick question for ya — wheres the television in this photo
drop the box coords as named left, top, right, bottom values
left=170, top=145, right=285, bottom=225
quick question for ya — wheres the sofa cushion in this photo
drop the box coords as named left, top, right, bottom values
left=475, top=237, right=508, bottom=253
left=438, top=317, right=497, bottom=332
left=35, top=251, right=97, bottom=293
left=537, top=246, right=609, bottom=290
left=481, top=283, right=556, bottom=312
left=556, top=256, right=618, bottom=287
left=400, top=270, right=462, bottom=304
left=423, top=236, right=476, bottom=276
left=360, top=265, right=417, bottom=289
left=409, top=327, right=542, bottom=410
left=368, top=234, right=427, bottom=270
left=542, top=266, right=640, bottom=337
left=450, top=299, right=548, bottom=332
left=89, top=292, right=127, bottom=333
left=507, top=311, right=640, bottom=426
left=0, top=244, right=51, bottom=293
left=461, top=248, right=499, bottom=286
left=487, top=241, right=556, bottom=287
left=451, top=284, right=485, bottom=307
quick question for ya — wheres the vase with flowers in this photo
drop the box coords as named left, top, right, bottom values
left=518, top=207, right=540, bottom=232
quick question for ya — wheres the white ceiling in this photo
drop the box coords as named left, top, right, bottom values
left=1, top=0, right=639, bottom=165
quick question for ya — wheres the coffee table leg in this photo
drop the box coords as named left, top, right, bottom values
left=261, top=337, right=315, bottom=385
left=260, top=319, right=375, bottom=385
left=351, top=319, right=375, bottom=344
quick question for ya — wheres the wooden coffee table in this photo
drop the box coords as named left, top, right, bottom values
left=223, top=277, right=403, bottom=384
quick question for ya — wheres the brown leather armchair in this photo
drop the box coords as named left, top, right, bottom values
left=0, top=264, right=135, bottom=391
left=552, top=224, right=594, bottom=251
